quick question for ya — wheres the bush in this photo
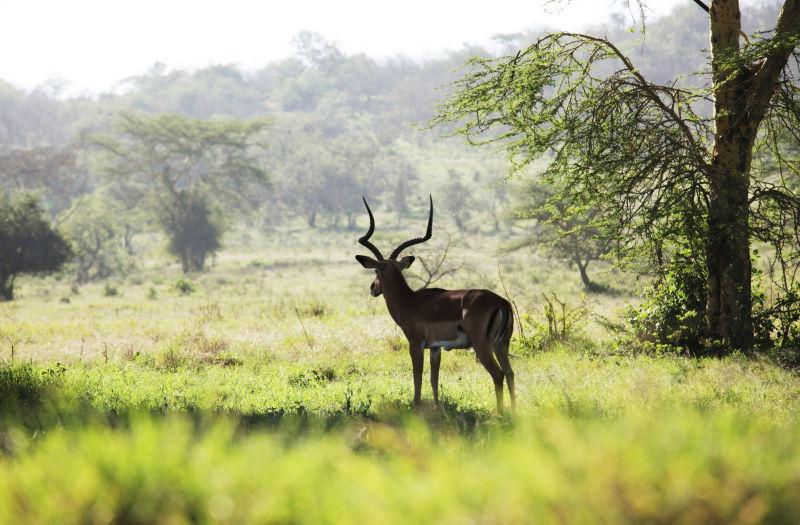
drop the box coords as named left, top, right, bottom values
left=172, top=279, right=195, bottom=296
left=628, top=257, right=706, bottom=354
left=512, top=293, right=589, bottom=355
left=158, top=190, right=223, bottom=273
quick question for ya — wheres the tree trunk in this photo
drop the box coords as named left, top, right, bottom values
left=0, top=273, right=13, bottom=301
left=576, top=259, right=594, bottom=290
left=705, top=159, right=753, bottom=350
left=706, top=0, right=755, bottom=351
left=180, top=253, right=190, bottom=274
left=703, top=0, right=800, bottom=351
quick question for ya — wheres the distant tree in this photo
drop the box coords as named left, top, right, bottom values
left=118, top=63, right=263, bottom=118
left=436, top=0, right=800, bottom=351
left=93, top=112, right=268, bottom=272
left=509, top=181, right=610, bottom=291
left=61, top=196, right=134, bottom=283
left=373, top=150, right=419, bottom=223
left=0, top=80, right=73, bottom=147
left=0, top=144, right=86, bottom=219
left=441, top=170, right=473, bottom=232
left=0, top=193, right=72, bottom=300
left=157, top=190, right=222, bottom=272
left=273, top=119, right=378, bottom=229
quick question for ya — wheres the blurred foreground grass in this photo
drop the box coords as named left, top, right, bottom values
left=1, top=407, right=799, bottom=523
left=1, top=350, right=799, bottom=524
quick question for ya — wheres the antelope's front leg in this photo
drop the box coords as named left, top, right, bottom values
left=409, top=340, right=424, bottom=406
left=430, top=347, right=441, bottom=406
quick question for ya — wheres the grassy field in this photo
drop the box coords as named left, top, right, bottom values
left=1, top=225, right=799, bottom=523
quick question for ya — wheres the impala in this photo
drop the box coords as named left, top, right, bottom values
left=355, top=196, right=515, bottom=413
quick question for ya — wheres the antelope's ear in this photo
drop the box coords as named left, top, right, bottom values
left=398, top=256, right=415, bottom=269
left=355, top=255, right=380, bottom=269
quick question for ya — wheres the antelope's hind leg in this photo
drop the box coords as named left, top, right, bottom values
left=474, top=341, right=505, bottom=413
left=494, top=340, right=515, bottom=413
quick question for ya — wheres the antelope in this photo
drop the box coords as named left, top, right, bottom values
left=355, top=196, right=516, bottom=413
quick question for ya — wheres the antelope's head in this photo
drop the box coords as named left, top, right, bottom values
left=355, top=196, right=433, bottom=297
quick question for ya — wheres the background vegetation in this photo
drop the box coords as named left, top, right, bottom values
left=1, top=1, right=799, bottom=523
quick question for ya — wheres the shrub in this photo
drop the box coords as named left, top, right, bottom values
left=0, top=193, right=72, bottom=300
left=512, top=293, right=589, bottom=355
left=173, top=279, right=195, bottom=296
left=158, top=190, right=223, bottom=273
left=627, top=256, right=707, bottom=354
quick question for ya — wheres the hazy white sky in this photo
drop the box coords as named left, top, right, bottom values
left=2, top=0, right=689, bottom=94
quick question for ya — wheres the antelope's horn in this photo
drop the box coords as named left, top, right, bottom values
left=358, top=196, right=384, bottom=261
left=390, top=195, right=433, bottom=260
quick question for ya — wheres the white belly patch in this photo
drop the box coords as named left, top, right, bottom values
left=428, top=328, right=472, bottom=351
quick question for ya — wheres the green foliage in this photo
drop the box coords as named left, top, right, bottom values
left=1, top=411, right=800, bottom=524
left=512, top=293, right=590, bottom=354
left=508, top=180, right=610, bottom=290
left=102, top=282, right=119, bottom=297
left=158, top=190, right=223, bottom=272
left=0, top=193, right=72, bottom=300
left=1, top=353, right=800, bottom=523
left=435, top=16, right=800, bottom=352
left=628, top=257, right=707, bottom=354
left=61, top=196, right=134, bottom=283
left=172, top=278, right=195, bottom=296
left=93, top=112, right=268, bottom=272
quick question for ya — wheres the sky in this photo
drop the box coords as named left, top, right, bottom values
left=1, top=0, right=690, bottom=95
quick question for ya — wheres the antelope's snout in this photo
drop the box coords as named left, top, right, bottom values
left=370, top=278, right=382, bottom=297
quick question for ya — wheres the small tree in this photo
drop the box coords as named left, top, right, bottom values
left=93, top=112, right=268, bottom=272
left=406, top=229, right=466, bottom=289
left=61, top=196, right=134, bottom=283
left=441, top=170, right=473, bottom=232
left=0, top=193, right=72, bottom=300
left=509, top=181, right=609, bottom=291
left=157, top=190, right=222, bottom=272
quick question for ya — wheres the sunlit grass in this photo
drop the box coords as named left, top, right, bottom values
left=1, top=227, right=797, bottom=523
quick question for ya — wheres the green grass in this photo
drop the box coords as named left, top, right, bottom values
left=1, top=227, right=799, bottom=523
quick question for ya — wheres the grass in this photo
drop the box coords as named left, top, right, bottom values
left=1, top=226, right=799, bottom=523
left=2, top=410, right=800, bottom=524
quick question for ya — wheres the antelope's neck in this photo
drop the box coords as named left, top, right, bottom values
left=382, top=271, right=413, bottom=323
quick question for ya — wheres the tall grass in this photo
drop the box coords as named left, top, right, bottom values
left=0, top=410, right=798, bottom=524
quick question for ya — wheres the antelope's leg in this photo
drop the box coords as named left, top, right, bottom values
left=494, top=341, right=515, bottom=413
left=409, top=340, right=424, bottom=407
left=474, top=343, right=505, bottom=413
left=430, top=347, right=442, bottom=406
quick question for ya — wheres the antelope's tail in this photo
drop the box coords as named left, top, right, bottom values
left=487, top=304, right=513, bottom=344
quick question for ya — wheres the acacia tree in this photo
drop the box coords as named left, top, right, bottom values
left=0, top=144, right=86, bottom=220
left=436, top=0, right=800, bottom=351
left=509, top=181, right=609, bottom=291
left=0, top=193, right=72, bottom=300
left=93, top=112, right=269, bottom=272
